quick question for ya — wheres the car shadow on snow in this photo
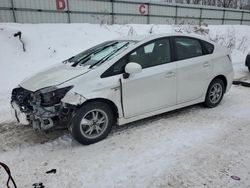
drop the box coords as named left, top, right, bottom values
left=0, top=102, right=216, bottom=150
left=111, top=104, right=203, bottom=136
left=0, top=122, right=67, bottom=151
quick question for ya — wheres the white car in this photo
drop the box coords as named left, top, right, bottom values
left=11, top=33, right=234, bottom=145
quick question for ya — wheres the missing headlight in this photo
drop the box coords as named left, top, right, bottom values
left=40, top=86, right=73, bottom=107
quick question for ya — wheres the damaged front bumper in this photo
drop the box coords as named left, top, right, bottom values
left=11, top=100, right=62, bottom=130
left=11, top=87, right=86, bottom=131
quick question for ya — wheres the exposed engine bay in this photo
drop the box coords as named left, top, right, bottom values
left=11, top=86, right=75, bottom=131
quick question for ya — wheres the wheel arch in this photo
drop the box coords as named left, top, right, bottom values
left=204, top=74, right=227, bottom=108
left=79, top=98, right=119, bottom=120
left=211, top=75, right=228, bottom=92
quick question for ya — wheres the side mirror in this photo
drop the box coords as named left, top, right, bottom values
left=123, top=62, right=142, bottom=79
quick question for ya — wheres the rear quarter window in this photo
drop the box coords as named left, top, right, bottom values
left=201, top=40, right=214, bottom=55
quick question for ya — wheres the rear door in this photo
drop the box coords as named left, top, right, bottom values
left=173, top=37, right=213, bottom=104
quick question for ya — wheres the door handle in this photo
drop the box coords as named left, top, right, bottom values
left=165, top=71, right=175, bottom=78
left=203, top=62, right=210, bottom=67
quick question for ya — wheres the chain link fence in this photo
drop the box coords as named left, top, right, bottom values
left=0, top=0, right=250, bottom=25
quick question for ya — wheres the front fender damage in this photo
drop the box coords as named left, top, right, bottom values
left=11, top=87, right=88, bottom=131
left=61, top=91, right=87, bottom=106
left=35, top=91, right=87, bottom=130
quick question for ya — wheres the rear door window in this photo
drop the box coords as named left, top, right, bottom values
left=174, top=37, right=203, bottom=60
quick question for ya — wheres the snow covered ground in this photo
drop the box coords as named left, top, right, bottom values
left=0, top=23, right=250, bottom=187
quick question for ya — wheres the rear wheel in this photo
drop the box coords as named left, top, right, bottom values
left=204, top=78, right=225, bottom=108
left=71, top=101, right=114, bottom=145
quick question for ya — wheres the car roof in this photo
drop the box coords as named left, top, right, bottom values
left=116, top=33, right=214, bottom=44
left=116, top=35, right=147, bottom=42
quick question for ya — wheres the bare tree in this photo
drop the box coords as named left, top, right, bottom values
left=193, top=0, right=201, bottom=4
left=203, top=0, right=215, bottom=6
left=173, top=0, right=245, bottom=9
left=127, top=26, right=137, bottom=36
left=14, top=31, right=26, bottom=52
left=241, top=0, right=250, bottom=10
left=215, top=0, right=237, bottom=8
left=175, top=0, right=184, bottom=4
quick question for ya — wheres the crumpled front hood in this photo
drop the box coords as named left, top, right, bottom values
left=20, top=64, right=90, bottom=91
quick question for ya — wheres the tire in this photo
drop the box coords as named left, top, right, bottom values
left=71, top=101, right=114, bottom=145
left=204, top=78, right=225, bottom=108
left=248, top=67, right=250, bottom=72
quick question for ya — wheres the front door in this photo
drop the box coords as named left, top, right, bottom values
left=121, top=38, right=177, bottom=118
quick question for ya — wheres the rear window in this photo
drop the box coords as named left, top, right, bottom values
left=202, top=40, right=214, bottom=54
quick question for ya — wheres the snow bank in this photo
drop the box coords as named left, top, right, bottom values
left=1, top=85, right=250, bottom=187
left=0, top=23, right=249, bottom=123
left=1, top=23, right=250, bottom=188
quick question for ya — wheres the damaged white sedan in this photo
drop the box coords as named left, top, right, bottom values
left=11, top=34, right=234, bottom=145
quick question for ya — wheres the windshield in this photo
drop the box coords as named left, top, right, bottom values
left=65, top=40, right=137, bottom=67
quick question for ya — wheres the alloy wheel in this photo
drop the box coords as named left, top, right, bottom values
left=80, top=109, right=108, bottom=139
left=209, top=83, right=223, bottom=104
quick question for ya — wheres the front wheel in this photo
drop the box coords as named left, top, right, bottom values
left=204, top=78, right=225, bottom=108
left=71, top=101, right=114, bottom=145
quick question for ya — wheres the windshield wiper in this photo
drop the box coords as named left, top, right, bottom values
left=89, top=42, right=129, bottom=69
left=71, top=42, right=118, bottom=67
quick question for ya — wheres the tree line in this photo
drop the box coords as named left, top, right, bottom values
left=158, top=0, right=250, bottom=10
